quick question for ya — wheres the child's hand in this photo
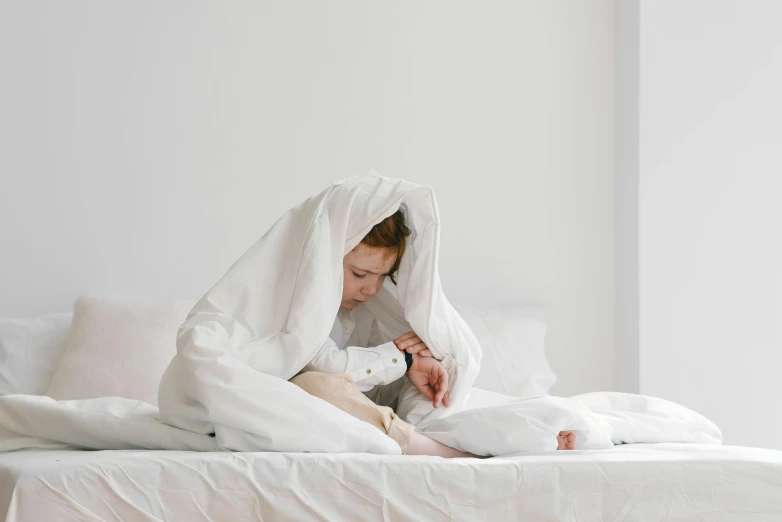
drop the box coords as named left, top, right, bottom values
left=407, top=355, right=450, bottom=408
left=393, top=331, right=432, bottom=357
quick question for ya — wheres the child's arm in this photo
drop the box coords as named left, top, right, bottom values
left=302, top=338, right=407, bottom=392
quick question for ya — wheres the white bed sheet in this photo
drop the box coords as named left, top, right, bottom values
left=2, top=444, right=781, bottom=522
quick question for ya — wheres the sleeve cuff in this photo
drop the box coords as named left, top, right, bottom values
left=374, top=341, right=408, bottom=381
left=346, top=341, right=407, bottom=388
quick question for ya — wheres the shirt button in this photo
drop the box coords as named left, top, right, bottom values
left=392, top=358, right=398, bottom=364
left=366, top=369, right=372, bottom=375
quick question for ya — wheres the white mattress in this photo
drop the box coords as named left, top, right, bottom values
left=2, top=444, right=781, bottom=521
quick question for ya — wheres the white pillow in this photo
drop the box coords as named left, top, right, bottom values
left=454, top=303, right=556, bottom=398
left=0, top=313, right=73, bottom=396
left=45, top=296, right=194, bottom=406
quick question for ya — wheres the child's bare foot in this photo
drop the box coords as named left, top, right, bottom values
left=557, top=431, right=577, bottom=450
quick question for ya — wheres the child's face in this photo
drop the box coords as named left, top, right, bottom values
left=341, top=243, right=397, bottom=310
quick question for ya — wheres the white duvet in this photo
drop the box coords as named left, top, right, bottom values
left=0, top=174, right=721, bottom=456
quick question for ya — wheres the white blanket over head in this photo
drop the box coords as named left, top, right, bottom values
left=156, top=174, right=486, bottom=454
left=0, top=174, right=722, bottom=456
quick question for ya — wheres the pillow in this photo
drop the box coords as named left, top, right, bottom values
left=0, top=313, right=73, bottom=396
left=45, top=296, right=194, bottom=406
left=453, top=303, right=556, bottom=398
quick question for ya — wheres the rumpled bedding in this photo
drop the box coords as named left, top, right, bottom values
left=0, top=174, right=721, bottom=455
left=7, top=445, right=781, bottom=522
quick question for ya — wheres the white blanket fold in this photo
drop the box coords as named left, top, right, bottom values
left=0, top=174, right=722, bottom=455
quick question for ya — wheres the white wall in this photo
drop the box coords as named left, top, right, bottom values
left=0, top=1, right=616, bottom=396
left=616, top=0, right=640, bottom=394
left=636, top=0, right=782, bottom=448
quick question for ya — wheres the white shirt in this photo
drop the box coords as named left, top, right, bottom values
left=302, top=308, right=407, bottom=392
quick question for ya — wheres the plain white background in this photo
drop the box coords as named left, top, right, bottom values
left=616, top=0, right=640, bottom=395
left=633, top=0, right=782, bottom=449
left=0, top=1, right=617, bottom=397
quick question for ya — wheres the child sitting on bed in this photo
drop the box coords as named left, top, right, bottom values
left=290, top=210, right=577, bottom=457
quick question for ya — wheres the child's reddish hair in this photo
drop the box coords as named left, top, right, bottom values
left=360, top=209, right=411, bottom=284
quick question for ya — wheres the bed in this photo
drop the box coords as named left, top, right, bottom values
left=3, top=295, right=781, bottom=521
left=2, top=444, right=781, bottom=521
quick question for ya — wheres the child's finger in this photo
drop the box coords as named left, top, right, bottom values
left=418, top=384, right=435, bottom=401
left=434, top=389, right=444, bottom=408
left=397, top=336, right=422, bottom=350
left=394, top=331, right=417, bottom=344
left=438, top=367, right=449, bottom=393
left=430, top=384, right=440, bottom=408
left=433, top=372, right=447, bottom=407
left=405, top=342, right=427, bottom=354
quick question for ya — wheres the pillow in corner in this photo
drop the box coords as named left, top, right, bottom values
left=0, top=312, right=73, bottom=396
left=45, top=296, right=194, bottom=406
left=453, top=303, right=556, bottom=398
